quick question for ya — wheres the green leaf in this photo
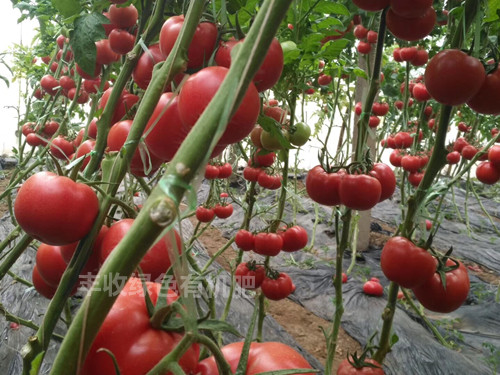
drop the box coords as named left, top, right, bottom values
left=258, top=115, right=293, bottom=149
left=198, top=320, right=242, bottom=337
left=315, top=1, right=349, bottom=16
left=0, top=75, right=9, bottom=87
left=320, top=39, right=349, bottom=60
left=486, top=0, right=500, bottom=22
left=316, top=18, right=343, bottom=30
left=29, top=352, right=45, bottom=375
left=51, top=0, right=81, bottom=19
left=281, top=41, right=301, bottom=65
left=352, top=67, right=368, bottom=79
left=70, top=13, right=107, bottom=76
left=390, top=333, right=399, bottom=347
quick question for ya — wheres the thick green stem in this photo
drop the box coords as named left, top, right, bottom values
left=0, top=234, right=33, bottom=282
left=145, top=333, right=196, bottom=375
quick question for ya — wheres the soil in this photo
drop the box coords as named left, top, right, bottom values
left=188, top=217, right=362, bottom=371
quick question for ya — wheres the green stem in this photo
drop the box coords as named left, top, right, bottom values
left=196, top=335, right=232, bottom=375
left=373, top=282, right=399, bottom=363
left=0, top=225, right=21, bottom=255
left=0, top=234, right=33, bottom=282
left=145, top=333, right=196, bottom=375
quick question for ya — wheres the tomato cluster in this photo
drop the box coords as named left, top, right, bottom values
left=393, top=46, right=429, bottom=67
left=354, top=23, right=378, bottom=55
left=306, top=163, right=396, bottom=210
left=196, top=193, right=234, bottom=223
left=355, top=101, right=389, bottom=129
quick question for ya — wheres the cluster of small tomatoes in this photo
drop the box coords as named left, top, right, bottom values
left=196, top=192, right=234, bottom=222
left=233, top=225, right=308, bottom=301
left=353, top=23, right=379, bottom=55
left=354, top=100, right=389, bottom=129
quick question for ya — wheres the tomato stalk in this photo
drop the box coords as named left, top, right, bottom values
left=0, top=234, right=32, bottom=282
left=0, top=225, right=21, bottom=255
left=144, top=333, right=196, bottom=375
left=49, top=2, right=292, bottom=374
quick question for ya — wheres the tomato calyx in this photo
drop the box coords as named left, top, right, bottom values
left=345, top=351, right=383, bottom=371
left=432, top=247, right=461, bottom=290
left=265, top=267, right=281, bottom=280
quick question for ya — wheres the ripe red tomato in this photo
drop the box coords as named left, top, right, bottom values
left=352, top=0, right=390, bottom=12
left=109, top=4, right=138, bottom=29
left=339, top=174, right=381, bottom=211
left=50, top=136, right=75, bottom=160
left=357, top=41, right=371, bottom=55
left=160, top=15, right=217, bottom=69
left=235, top=229, right=255, bottom=251
left=476, top=161, right=500, bottom=185
left=261, top=272, right=296, bottom=300
left=254, top=232, right=283, bottom=256
left=389, top=149, right=403, bottom=167
left=14, top=172, right=99, bottom=245
left=76, top=62, right=102, bottom=80
left=98, top=87, right=140, bottom=125
left=74, top=139, right=96, bottom=170
left=95, top=39, right=120, bottom=65
left=467, top=67, right=500, bottom=115
left=243, top=166, right=262, bottom=182
left=400, top=46, right=417, bottom=61
left=108, top=29, right=135, bottom=55
left=386, top=7, right=436, bottom=42
left=251, top=149, right=276, bottom=167
left=453, top=137, right=469, bottom=153
left=235, top=262, right=265, bottom=290
left=204, top=164, right=220, bottom=179
left=280, top=225, right=308, bottom=252
left=401, top=155, right=421, bottom=173
left=100, top=219, right=181, bottom=281
left=40, top=75, right=59, bottom=96
left=412, top=259, right=470, bottom=313
left=393, top=131, right=413, bottom=148
left=177, top=66, right=260, bottom=146
left=408, top=171, right=424, bottom=187
left=318, top=74, right=332, bottom=86
left=83, top=78, right=109, bottom=94
left=389, top=0, right=433, bottom=18
left=35, top=243, right=70, bottom=287
left=412, top=83, right=431, bottom=101
left=446, top=151, right=461, bottom=165
left=363, top=280, right=383, bottom=296
left=461, top=145, right=478, bottom=160
left=424, top=49, right=485, bottom=106
left=306, top=166, right=344, bottom=206
left=353, top=25, right=368, bottom=39
left=368, top=116, right=380, bottom=128
left=215, top=37, right=283, bottom=92
left=82, top=278, right=199, bottom=375
left=381, top=236, right=436, bottom=288
left=195, top=206, right=215, bottom=222
left=68, top=88, right=89, bottom=104
left=369, top=163, right=396, bottom=202
left=488, top=145, right=500, bottom=168
left=213, top=203, right=233, bottom=219
left=32, top=265, right=57, bottom=299
left=107, top=119, right=163, bottom=177
left=411, top=48, right=429, bottom=66
left=337, top=357, right=384, bottom=375
left=372, top=102, right=389, bottom=116
left=366, top=30, right=378, bottom=44
left=257, top=171, right=282, bottom=190
left=196, top=342, right=311, bottom=375
left=217, top=163, right=233, bottom=178
left=59, top=75, right=76, bottom=91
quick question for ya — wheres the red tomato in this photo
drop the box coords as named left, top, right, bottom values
left=215, top=38, right=284, bottom=92
left=412, top=83, right=431, bottom=101
left=424, top=49, right=486, bottom=106
left=74, top=139, right=95, bottom=170
left=95, top=39, right=120, bottom=65
left=412, top=259, right=470, bottom=313
left=357, top=41, right=371, bottom=55
left=372, top=102, right=389, bottom=116
left=306, top=166, right=344, bottom=206
left=107, top=119, right=163, bottom=177
left=446, top=151, right=461, bottom=164
left=251, top=149, right=276, bottom=167
left=369, top=163, right=396, bottom=202
left=401, top=155, right=421, bottom=173
left=178, top=66, right=260, bottom=146
left=368, top=116, right=380, bottom=128
left=82, top=278, right=199, bottom=375
left=76, top=62, right=102, bottom=80
left=281, top=225, right=308, bottom=252
left=21, top=122, right=35, bottom=136
left=453, top=137, right=469, bottom=153
left=389, top=149, right=403, bottom=167
left=257, top=171, right=282, bottom=190
left=243, top=166, right=262, bottom=182
left=109, top=4, right=138, bottom=29
left=59, top=75, right=75, bottom=91
left=40, top=75, right=59, bottom=96
left=196, top=341, right=311, bottom=375
left=400, top=46, right=418, bottom=61
left=393, top=131, right=413, bottom=148
left=98, top=87, right=140, bottom=125
left=235, top=262, right=265, bottom=290
left=217, top=163, right=233, bottom=178
left=160, top=15, right=217, bottom=69
left=339, top=174, right=381, bottom=211
left=100, top=219, right=181, bottom=281
left=35, top=243, right=69, bottom=287
left=389, top=0, right=433, bottom=18
left=50, top=136, right=75, bottom=160
left=195, top=206, right=215, bottom=223
left=476, top=161, right=500, bottom=185
left=109, top=29, right=135, bottom=55
left=411, top=48, right=429, bottom=66
left=488, top=145, right=500, bottom=168
left=32, top=265, right=57, bottom=299
left=213, top=203, right=233, bottom=219
left=261, top=272, right=296, bottom=300
left=352, top=0, right=390, bottom=12
left=204, top=164, right=220, bottom=179
left=68, top=88, right=89, bottom=104
left=83, top=78, right=109, bottom=94
left=132, top=44, right=165, bottom=90
left=381, top=236, right=436, bottom=288
left=461, top=145, right=478, bottom=160
left=254, top=232, right=283, bottom=256
left=408, top=171, right=424, bottom=187
left=337, top=357, right=384, bottom=375
left=386, top=7, right=436, bottom=42
left=467, top=67, right=500, bottom=115
left=235, top=229, right=255, bottom=251
left=318, top=74, right=333, bottom=86
left=363, top=281, right=383, bottom=296
left=14, top=172, right=99, bottom=245
left=366, top=30, right=378, bottom=44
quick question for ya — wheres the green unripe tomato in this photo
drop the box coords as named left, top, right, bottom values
left=289, top=122, right=311, bottom=146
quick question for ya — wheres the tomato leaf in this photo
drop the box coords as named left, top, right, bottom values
left=50, top=0, right=81, bottom=19
left=198, top=320, right=242, bottom=337
left=315, top=1, right=349, bottom=16
left=258, top=114, right=293, bottom=149
left=390, top=333, right=399, bottom=347
left=70, top=13, right=107, bottom=76
left=485, top=0, right=500, bottom=22
left=29, top=352, right=45, bottom=375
